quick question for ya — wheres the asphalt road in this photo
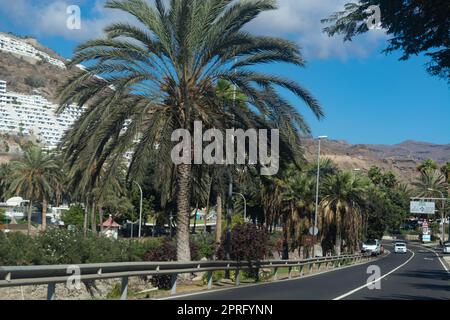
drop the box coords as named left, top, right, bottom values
left=169, top=242, right=450, bottom=300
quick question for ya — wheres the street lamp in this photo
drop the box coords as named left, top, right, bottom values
left=133, top=181, right=143, bottom=238
left=312, top=135, right=328, bottom=258
left=427, top=188, right=446, bottom=242
left=233, top=192, right=247, bottom=221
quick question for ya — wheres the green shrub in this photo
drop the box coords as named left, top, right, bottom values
left=24, top=74, right=45, bottom=88
left=191, top=233, right=215, bottom=259
left=0, top=229, right=165, bottom=266
left=61, top=205, right=84, bottom=230
left=0, top=232, right=39, bottom=265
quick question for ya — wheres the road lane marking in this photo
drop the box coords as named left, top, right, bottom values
left=332, top=248, right=415, bottom=300
left=419, top=245, right=450, bottom=275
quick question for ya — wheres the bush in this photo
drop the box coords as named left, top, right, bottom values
left=143, top=238, right=199, bottom=290
left=191, top=233, right=215, bottom=259
left=61, top=205, right=84, bottom=230
left=0, top=232, right=40, bottom=265
left=24, top=74, right=46, bottom=88
left=217, top=223, right=268, bottom=262
left=0, top=228, right=164, bottom=266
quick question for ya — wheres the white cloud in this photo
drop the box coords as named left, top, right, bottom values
left=0, top=0, right=387, bottom=60
left=246, top=0, right=387, bottom=60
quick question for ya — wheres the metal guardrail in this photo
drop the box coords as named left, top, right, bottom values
left=0, top=253, right=372, bottom=300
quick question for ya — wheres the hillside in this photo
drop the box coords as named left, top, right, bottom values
left=302, top=139, right=450, bottom=183
left=0, top=33, right=74, bottom=101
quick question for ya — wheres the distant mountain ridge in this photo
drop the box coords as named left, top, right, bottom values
left=302, top=139, right=450, bottom=183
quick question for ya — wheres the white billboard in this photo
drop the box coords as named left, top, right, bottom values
left=410, top=201, right=436, bottom=214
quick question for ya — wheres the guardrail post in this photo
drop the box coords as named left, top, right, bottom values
left=235, top=269, right=240, bottom=286
left=170, top=274, right=177, bottom=295
left=299, top=265, right=304, bottom=277
left=120, top=277, right=129, bottom=300
left=207, top=271, right=213, bottom=289
left=273, top=267, right=278, bottom=281
left=47, top=283, right=56, bottom=300
left=288, top=267, right=292, bottom=279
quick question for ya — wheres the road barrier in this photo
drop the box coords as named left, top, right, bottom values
left=0, top=253, right=372, bottom=300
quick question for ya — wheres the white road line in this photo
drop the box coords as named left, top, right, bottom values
left=333, top=248, right=415, bottom=300
left=419, top=245, right=450, bottom=274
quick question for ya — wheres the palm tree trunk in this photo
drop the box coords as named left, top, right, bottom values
left=215, top=193, right=223, bottom=245
left=41, top=198, right=47, bottom=232
left=83, top=202, right=88, bottom=237
left=27, top=200, right=33, bottom=236
left=91, top=201, right=97, bottom=235
left=99, top=207, right=104, bottom=233
left=176, top=163, right=192, bottom=263
left=335, top=224, right=342, bottom=256
left=193, top=202, right=199, bottom=234
left=204, top=178, right=212, bottom=233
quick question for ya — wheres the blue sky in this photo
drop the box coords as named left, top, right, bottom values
left=0, top=0, right=448, bottom=145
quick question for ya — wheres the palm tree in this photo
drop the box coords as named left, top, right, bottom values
left=414, top=168, right=447, bottom=197
left=417, top=159, right=438, bottom=173
left=320, top=171, right=367, bottom=255
left=441, top=162, right=450, bottom=183
left=281, top=168, right=316, bottom=258
left=8, top=147, right=60, bottom=234
left=57, top=0, right=323, bottom=262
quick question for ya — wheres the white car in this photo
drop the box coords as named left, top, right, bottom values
left=394, top=242, right=407, bottom=254
left=362, top=239, right=381, bottom=255
left=443, top=242, right=450, bottom=254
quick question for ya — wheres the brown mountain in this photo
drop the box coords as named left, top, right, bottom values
left=302, top=139, right=450, bottom=183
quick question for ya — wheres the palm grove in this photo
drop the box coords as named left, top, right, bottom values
left=0, top=0, right=449, bottom=264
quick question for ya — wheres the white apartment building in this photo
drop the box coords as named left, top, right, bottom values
left=0, top=81, right=84, bottom=147
left=0, top=34, right=66, bottom=69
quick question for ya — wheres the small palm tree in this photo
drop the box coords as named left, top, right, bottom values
left=58, top=0, right=323, bottom=262
left=417, top=159, right=438, bottom=173
left=414, top=168, right=447, bottom=197
left=320, top=171, right=367, bottom=255
left=8, top=147, right=60, bottom=234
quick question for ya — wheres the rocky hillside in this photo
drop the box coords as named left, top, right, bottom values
left=302, top=139, right=450, bottom=183
left=0, top=33, right=74, bottom=101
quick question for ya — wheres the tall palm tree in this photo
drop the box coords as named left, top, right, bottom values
left=57, top=0, right=323, bottom=262
left=8, top=147, right=60, bottom=234
left=320, top=171, right=366, bottom=255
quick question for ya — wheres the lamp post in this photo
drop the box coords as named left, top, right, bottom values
left=312, top=136, right=328, bottom=258
left=133, top=181, right=143, bottom=238
left=428, top=188, right=446, bottom=242
left=233, top=192, right=247, bottom=221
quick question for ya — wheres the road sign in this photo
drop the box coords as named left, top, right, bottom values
left=309, top=226, right=319, bottom=236
left=410, top=201, right=435, bottom=214
left=422, top=234, right=431, bottom=242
